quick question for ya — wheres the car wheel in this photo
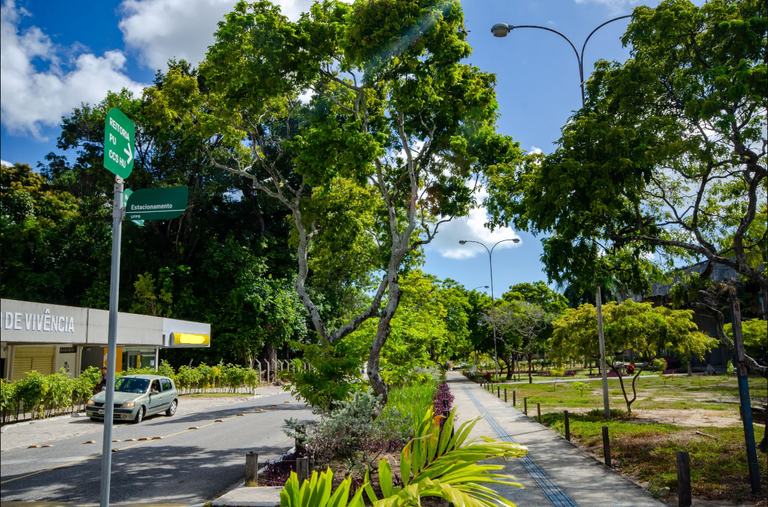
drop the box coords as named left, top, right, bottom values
left=133, top=406, right=145, bottom=424
left=166, top=399, right=177, bottom=417
left=90, top=417, right=100, bottom=422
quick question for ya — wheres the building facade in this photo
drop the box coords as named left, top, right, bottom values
left=1, top=299, right=210, bottom=381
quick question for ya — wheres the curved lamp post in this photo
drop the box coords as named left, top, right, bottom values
left=490, top=15, right=630, bottom=419
left=460, top=238, right=520, bottom=380
left=470, top=285, right=490, bottom=368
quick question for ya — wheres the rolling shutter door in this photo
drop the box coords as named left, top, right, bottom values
left=12, top=347, right=55, bottom=381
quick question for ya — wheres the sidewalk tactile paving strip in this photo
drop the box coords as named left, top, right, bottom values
left=463, top=387, right=579, bottom=507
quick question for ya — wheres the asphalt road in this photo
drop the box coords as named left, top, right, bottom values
left=1, top=388, right=314, bottom=506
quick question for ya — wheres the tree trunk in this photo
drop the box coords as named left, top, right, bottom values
left=368, top=274, right=404, bottom=405
left=528, top=353, right=533, bottom=384
left=260, top=343, right=277, bottom=382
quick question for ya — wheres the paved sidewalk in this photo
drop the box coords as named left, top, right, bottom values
left=446, top=371, right=664, bottom=507
left=209, top=372, right=664, bottom=507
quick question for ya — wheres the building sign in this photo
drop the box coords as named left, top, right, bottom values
left=172, top=333, right=210, bottom=346
left=4, top=309, right=75, bottom=333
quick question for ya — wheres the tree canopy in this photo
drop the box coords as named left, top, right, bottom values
left=145, top=0, right=520, bottom=401
left=484, top=0, right=766, bottom=298
left=550, top=300, right=716, bottom=412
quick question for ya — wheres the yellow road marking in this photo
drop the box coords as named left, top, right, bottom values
left=2, top=406, right=268, bottom=485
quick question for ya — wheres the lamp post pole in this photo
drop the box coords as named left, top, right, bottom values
left=460, top=238, right=520, bottom=381
left=490, top=15, right=630, bottom=419
left=470, top=285, right=490, bottom=370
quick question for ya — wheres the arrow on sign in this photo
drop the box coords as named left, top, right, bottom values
left=124, top=145, right=133, bottom=165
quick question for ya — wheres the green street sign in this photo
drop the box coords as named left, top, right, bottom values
left=103, top=108, right=135, bottom=178
left=126, top=187, right=188, bottom=221
left=122, top=189, right=144, bottom=226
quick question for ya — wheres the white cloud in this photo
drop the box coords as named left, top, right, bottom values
left=118, top=0, right=235, bottom=71
left=529, top=146, right=543, bottom=155
left=427, top=186, right=520, bottom=260
left=0, top=0, right=145, bottom=137
left=1, top=159, right=13, bottom=167
left=118, top=0, right=351, bottom=71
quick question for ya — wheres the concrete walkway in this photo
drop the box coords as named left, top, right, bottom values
left=446, top=371, right=663, bottom=507
left=208, top=372, right=664, bottom=507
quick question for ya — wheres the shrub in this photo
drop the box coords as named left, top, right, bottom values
left=14, top=371, right=48, bottom=419
left=649, top=358, right=667, bottom=371
left=572, top=381, right=588, bottom=396
left=432, top=382, right=454, bottom=415
left=176, top=365, right=200, bottom=391
left=280, top=408, right=529, bottom=507
left=42, top=368, right=75, bottom=417
left=285, top=390, right=408, bottom=476
left=387, top=382, right=436, bottom=437
left=625, top=363, right=636, bottom=375
left=1, top=379, right=19, bottom=422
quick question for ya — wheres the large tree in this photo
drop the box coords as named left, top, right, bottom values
left=146, top=0, right=519, bottom=401
left=550, top=300, right=716, bottom=413
left=484, top=0, right=766, bottom=371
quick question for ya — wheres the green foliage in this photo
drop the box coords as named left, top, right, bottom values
left=286, top=390, right=410, bottom=476
left=14, top=371, right=48, bottom=419
left=483, top=0, right=767, bottom=298
left=502, top=281, right=568, bottom=314
left=282, top=406, right=529, bottom=507
left=550, top=300, right=717, bottom=412
left=145, top=0, right=522, bottom=401
left=363, top=407, right=527, bottom=506
left=384, top=382, right=437, bottom=437
left=280, top=467, right=366, bottom=507
left=1, top=379, right=19, bottom=419
left=286, top=341, right=364, bottom=411
left=649, top=358, right=667, bottom=372
left=725, top=319, right=768, bottom=356
left=42, top=369, right=75, bottom=418
left=571, top=381, right=588, bottom=397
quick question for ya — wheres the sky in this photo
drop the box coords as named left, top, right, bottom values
left=0, top=0, right=659, bottom=299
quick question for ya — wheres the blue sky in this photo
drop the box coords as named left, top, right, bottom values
left=0, top=0, right=658, bottom=298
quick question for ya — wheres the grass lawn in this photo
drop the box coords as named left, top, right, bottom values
left=492, top=375, right=768, bottom=504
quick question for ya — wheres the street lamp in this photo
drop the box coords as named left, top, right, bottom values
left=490, top=14, right=630, bottom=419
left=470, top=285, right=489, bottom=369
left=460, top=238, right=520, bottom=381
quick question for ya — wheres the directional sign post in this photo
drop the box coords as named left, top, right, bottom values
left=103, top=108, right=134, bottom=179
left=126, top=187, right=188, bottom=221
left=101, top=108, right=135, bottom=507
left=121, top=189, right=144, bottom=226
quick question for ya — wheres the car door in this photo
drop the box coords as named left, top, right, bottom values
left=147, top=379, right=165, bottom=415
left=159, top=378, right=174, bottom=411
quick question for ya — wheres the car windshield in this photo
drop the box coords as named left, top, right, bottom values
left=115, top=378, right=149, bottom=394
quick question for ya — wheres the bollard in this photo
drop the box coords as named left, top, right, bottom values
left=245, top=452, right=259, bottom=485
left=497, top=386, right=500, bottom=398
left=676, top=451, right=691, bottom=507
left=523, top=397, right=528, bottom=415
left=297, top=457, right=309, bottom=485
left=602, top=426, right=611, bottom=467
left=564, top=410, right=571, bottom=442
left=537, top=403, right=541, bottom=423
left=513, top=390, right=516, bottom=407
left=504, top=389, right=508, bottom=403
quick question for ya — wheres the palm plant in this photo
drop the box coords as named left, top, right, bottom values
left=280, top=407, right=528, bottom=507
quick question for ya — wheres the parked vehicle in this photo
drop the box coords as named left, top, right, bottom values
left=86, top=374, right=178, bottom=424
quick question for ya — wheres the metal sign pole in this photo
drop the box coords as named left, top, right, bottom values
left=100, top=176, right=124, bottom=507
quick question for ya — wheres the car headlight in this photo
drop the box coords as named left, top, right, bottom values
left=122, top=401, right=135, bottom=408
left=87, top=398, right=96, bottom=406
